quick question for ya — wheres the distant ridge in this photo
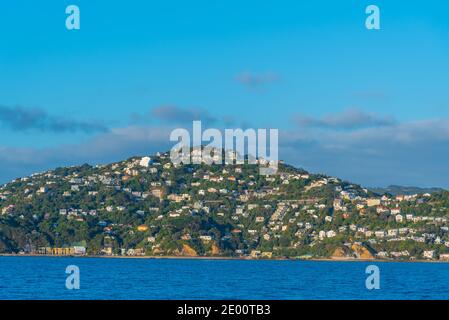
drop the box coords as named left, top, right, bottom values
left=369, top=185, right=446, bottom=196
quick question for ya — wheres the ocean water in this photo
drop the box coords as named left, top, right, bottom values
left=0, top=256, right=448, bottom=300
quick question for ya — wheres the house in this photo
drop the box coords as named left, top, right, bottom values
left=326, top=230, right=336, bottom=238
left=37, top=187, right=48, bottom=194
left=391, top=208, right=401, bottom=215
left=126, top=248, right=139, bottom=256
left=150, top=181, right=161, bottom=186
left=101, top=247, right=113, bottom=256
left=199, top=235, right=213, bottom=242
left=390, top=250, right=410, bottom=258
left=376, top=206, right=390, bottom=214
left=134, top=248, right=146, bottom=256
left=73, top=246, right=86, bottom=255
left=248, top=204, right=259, bottom=210
left=168, top=194, right=190, bottom=202
left=236, top=207, right=244, bottom=215
left=137, top=225, right=148, bottom=232
left=367, top=198, right=381, bottom=207
left=439, top=253, right=449, bottom=261
left=261, top=252, right=273, bottom=259
left=181, top=234, right=192, bottom=240
left=132, top=191, right=142, bottom=198
left=163, top=163, right=172, bottom=169
left=387, top=229, right=398, bottom=237
left=319, top=230, right=326, bottom=240
left=250, top=250, right=261, bottom=258
left=1, top=205, right=14, bottom=215
left=169, top=212, right=180, bottom=218
left=375, top=231, right=386, bottom=238
left=423, top=250, right=435, bottom=259
left=150, top=187, right=165, bottom=200
left=139, top=157, right=152, bottom=167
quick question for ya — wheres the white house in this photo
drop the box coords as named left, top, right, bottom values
left=139, top=157, right=152, bottom=167
left=73, top=246, right=86, bottom=255
left=326, top=230, right=336, bottom=238
left=375, top=231, right=386, bottom=238
left=423, top=250, right=435, bottom=259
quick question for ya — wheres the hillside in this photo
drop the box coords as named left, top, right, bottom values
left=1, top=150, right=449, bottom=260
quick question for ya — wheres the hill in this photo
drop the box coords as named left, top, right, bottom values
left=1, top=149, right=449, bottom=260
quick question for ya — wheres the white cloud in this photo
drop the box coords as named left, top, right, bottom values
left=235, top=71, right=279, bottom=89
left=0, top=126, right=173, bottom=183
left=0, top=105, right=108, bottom=133
left=293, top=108, right=396, bottom=130
left=281, top=117, right=449, bottom=187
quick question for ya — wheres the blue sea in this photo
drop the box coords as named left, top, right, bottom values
left=0, top=256, right=448, bottom=300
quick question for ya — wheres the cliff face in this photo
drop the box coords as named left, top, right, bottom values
left=351, top=244, right=374, bottom=259
left=331, top=244, right=374, bottom=260
left=211, top=243, right=220, bottom=255
left=181, top=244, right=198, bottom=257
left=331, top=247, right=348, bottom=259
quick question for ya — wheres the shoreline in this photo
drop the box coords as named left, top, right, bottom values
left=0, top=253, right=446, bottom=263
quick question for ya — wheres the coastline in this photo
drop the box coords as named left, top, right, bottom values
left=0, top=253, right=446, bottom=263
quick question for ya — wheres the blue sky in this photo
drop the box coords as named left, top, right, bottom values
left=1, top=0, right=449, bottom=187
